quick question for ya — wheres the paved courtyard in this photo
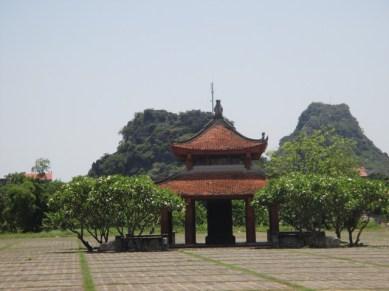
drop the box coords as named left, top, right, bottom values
left=0, top=230, right=389, bottom=290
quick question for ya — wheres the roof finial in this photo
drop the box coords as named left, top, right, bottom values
left=261, top=132, right=269, bottom=142
left=214, top=99, right=223, bottom=119
left=210, top=82, right=214, bottom=113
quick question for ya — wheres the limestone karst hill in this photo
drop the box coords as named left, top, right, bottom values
left=280, top=102, right=389, bottom=176
left=89, top=103, right=389, bottom=179
left=89, top=109, right=213, bottom=180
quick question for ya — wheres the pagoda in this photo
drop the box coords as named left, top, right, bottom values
left=159, top=100, right=274, bottom=245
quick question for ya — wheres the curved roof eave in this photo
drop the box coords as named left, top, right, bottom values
left=173, top=117, right=265, bottom=145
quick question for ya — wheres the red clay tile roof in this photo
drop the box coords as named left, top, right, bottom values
left=172, top=119, right=267, bottom=157
left=159, top=172, right=266, bottom=197
left=25, top=171, right=53, bottom=181
left=359, top=166, right=368, bottom=177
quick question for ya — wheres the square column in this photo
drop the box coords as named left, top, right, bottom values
left=245, top=197, right=256, bottom=243
left=268, top=204, right=280, bottom=246
left=185, top=198, right=196, bottom=245
left=160, top=208, right=173, bottom=245
left=269, top=204, right=280, bottom=233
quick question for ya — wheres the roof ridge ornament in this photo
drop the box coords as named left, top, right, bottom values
left=261, top=132, right=269, bottom=142
left=214, top=99, right=223, bottom=119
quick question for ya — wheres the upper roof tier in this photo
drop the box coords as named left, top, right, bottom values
left=171, top=100, right=268, bottom=158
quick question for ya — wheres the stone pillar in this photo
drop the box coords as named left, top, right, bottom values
left=269, top=204, right=280, bottom=233
left=160, top=207, right=173, bottom=245
left=185, top=198, right=196, bottom=245
left=268, top=204, right=280, bottom=246
left=245, top=197, right=256, bottom=243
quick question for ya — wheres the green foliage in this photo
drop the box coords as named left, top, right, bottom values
left=1, top=181, right=37, bottom=232
left=232, top=200, right=245, bottom=226
left=254, top=173, right=389, bottom=246
left=172, top=201, right=208, bottom=231
left=281, top=102, right=389, bottom=175
left=89, top=110, right=213, bottom=180
left=0, top=173, right=62, bottom=232
left=89, top=103, right=389, bottom=180
left=231, top=200, right=268, bottom=226
left=102, top=175, right=183, bottom=236
left=335, top=177, right=389, bottom=245
left=368, top=172, right=389, bottom=184
left=254, top=174, right=327, bottom=232
left=264, top=125, right=389, bottom=246
left=46, top=176, right=96, bottom=251
left=267, top=130, right=359, bottom=177
left=47, top=175, right=183, bottom=251
left=195, top=201, right=207, bottom=226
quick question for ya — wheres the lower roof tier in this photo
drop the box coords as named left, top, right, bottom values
left=158, top=166, right=266, bottom=198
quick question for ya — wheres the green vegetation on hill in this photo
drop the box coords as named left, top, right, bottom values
left=89, top=109, right=213, bottom=180
left=281, top=102, right=389, bottom=176
left=90, top=103, right=389, bottom=179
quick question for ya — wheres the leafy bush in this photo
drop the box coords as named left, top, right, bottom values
left=47, top=175, right=183, bottom=251
left=0, top=173, right=62, bottom=232
left=267, top=130, right=358, bottom=178
left=254, top=173, right=389, bottom=246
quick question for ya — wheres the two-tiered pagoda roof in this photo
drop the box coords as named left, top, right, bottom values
left=159, top=100, right=268, bottom=198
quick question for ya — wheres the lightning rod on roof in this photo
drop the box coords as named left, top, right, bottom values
left=211, top=82, right=214, bottom=113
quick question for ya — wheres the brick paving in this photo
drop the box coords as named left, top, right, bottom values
left=188, top=247, right=389, bottom=290
left=0, top=230, right=388, bottom=290
left=0, top=237, right=82, bottom=291
left=86, top=251, right=286, bottom=290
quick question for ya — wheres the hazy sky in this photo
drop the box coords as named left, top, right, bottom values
left=1, top=1, right=389, bottom=181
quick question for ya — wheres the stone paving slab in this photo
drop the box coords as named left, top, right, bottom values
left=86, top=251, right=287, bottom=290
left=1, top=230, right=389, bottom=290
left=189, top=246, right=389, bottom=290
left=0, top=237, right=83, bottom=290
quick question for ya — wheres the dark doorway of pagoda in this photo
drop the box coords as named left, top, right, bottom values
left=205, top=199, right=235, bottom=244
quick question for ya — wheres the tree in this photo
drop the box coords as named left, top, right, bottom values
left=47, top=176, right=96, bottom=251
left=254, top=173, right=328, bottom=233
left=333, top=178, right=389, bottom=246
left=32, top=158, right=51, bottom=175
left=266, top=130, right=359, bottom=177
left=106, top=175, right=183, bottom=237
left=254, top=173, right=389, bottom=246
left=1, top=181, right=37, bottom=232
left=47, top=175, right=183, bottom=251
left=0, top=173, right=62, bottom=232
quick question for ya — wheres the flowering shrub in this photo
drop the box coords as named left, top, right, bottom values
left=254, top=173, right=389, bottom=246
left=47, top=175, right=182, bottom=251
